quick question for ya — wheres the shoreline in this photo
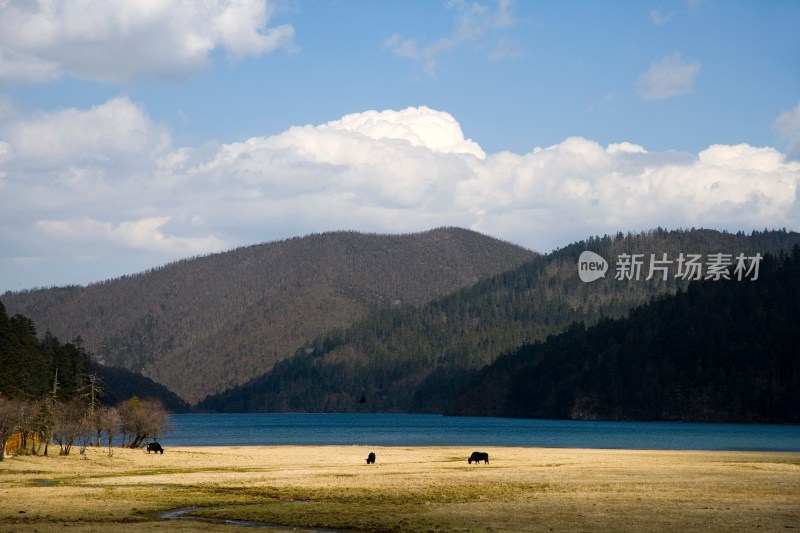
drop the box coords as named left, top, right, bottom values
left=160, top=413, right=800, bottom=452
left=159, top=442, right=800, bottom=452
left=2, top=445, right=798, bottom=532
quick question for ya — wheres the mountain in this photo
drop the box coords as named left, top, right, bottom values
left=447, top=247, right=800, bottom=423
left=197, top=228, right=800, bottom=414
left=92, top=363, right=190, bottom=412
left=1, top=228, right=535, bottom=403
left=0, top=300, right=187, bottom=410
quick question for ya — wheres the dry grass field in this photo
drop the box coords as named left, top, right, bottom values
left=1, top=445, right=798, bottom=532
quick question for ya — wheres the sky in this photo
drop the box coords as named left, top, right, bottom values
left=1, top=0, right=799, bottom=293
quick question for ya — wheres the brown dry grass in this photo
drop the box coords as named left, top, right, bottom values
left=1, top=445, right=798, bottom=532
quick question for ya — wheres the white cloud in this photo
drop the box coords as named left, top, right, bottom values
left=774, top=102, right=800, bottom=159
left=383, top=35, right=420, bottom=60
left=0, top=48, right=61, bottom=84
left=1, top=99, right=799, bottom=290
left=606, top=142, right=647, bottom=155
left=196, top=107, right=481, bottom=210
left=384, top=0, right=518, bottom=74
left=6, top=97, right=171, bottom=162
left=649, top=7, right=674, bottom=26
left=637, top=53, right=701, bottom=100
left=460, top=139, right=798, bottom=247
left=322, top=107, right=485, bottom=159
left=0, top=0, right=295, bottom=83
left=36, top=216, right=226, bottom=253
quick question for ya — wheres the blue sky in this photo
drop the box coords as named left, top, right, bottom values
left=1, top=0, right=799, bottom=292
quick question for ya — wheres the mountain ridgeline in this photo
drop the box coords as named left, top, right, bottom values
left=198, top=228, right=800, bottom=418
left=2, top=228, right=535, bottom=403
left=5, top=226, right=798, bottom=421
left=447, top=247, right=800, bottom=422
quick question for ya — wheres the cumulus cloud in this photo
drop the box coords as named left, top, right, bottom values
left=1, top=100, right=799, bottom=290
left=322, top=107, right=485, bottom=159
left=384, top=0, right=518, bottom=74
left=637, top=53, right=700, bottom=100
left=0, top=0, right=295, bottom=83
left=5, top=97, right=171, bottom=162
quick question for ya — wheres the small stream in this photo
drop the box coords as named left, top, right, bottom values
left=159, top=505, right=342, bottom=532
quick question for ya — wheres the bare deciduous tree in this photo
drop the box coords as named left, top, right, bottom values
left=14, top=400, right=35, bottom=455
left=118, top=397, right=169, bottom=449
left=96, top=405, right=119, bottom=457
left=53, top=398, right=91, bottom=456
left=78, top=372, right=105, bottom=446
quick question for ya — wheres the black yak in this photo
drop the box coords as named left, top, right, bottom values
left=146, top=442, right=164, bottom=454
left=468, top=451, right=488, bottom=464
left=366, top=452, right=376, bottom=464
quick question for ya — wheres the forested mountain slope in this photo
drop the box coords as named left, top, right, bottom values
left=447, top=247, right=800, bottom=423
left=0, top=300, right=186, bottom=411
left=2, top=228, right=535, bottom=403
left=0, top=300, right=89, bottom=403
left=198, top=228, right=800, bottom=413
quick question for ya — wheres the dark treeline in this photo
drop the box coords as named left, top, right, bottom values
left=0, top=300, right=186, bottom=411
left=199, top=228, right=800, bottom=415
left=0, top=301, right=182, bottom=459
left=448, top=247, right=800, bottom=422
left=0, top=300, right=90, bottom=402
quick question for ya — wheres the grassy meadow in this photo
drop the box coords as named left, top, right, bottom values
left=1, top=445, right=798, bottom=532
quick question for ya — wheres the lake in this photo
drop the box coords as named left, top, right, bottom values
left=159, top=413, right=800, bottom=452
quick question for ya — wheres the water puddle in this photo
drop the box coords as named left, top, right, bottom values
left=159, top=506, right=341, bottom=532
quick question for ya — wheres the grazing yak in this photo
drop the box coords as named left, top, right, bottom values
left=366, top=452, right=376, bottom=464
left=468, top=451, right=489, bottom=464
left=146, top=442, right=164, bottom=454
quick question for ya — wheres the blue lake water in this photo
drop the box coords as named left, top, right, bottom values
left=160, top=413, right=800, bottom=452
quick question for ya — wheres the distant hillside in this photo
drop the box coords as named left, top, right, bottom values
left=2, top=228, right=535, bottom=403
left=198, top=228, right=800, bottom=414
left=0, top=300, right=188, bottom=411
left=92, top=363, right=189, bottom=413
left=447, top=247, right=800, bottom=423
